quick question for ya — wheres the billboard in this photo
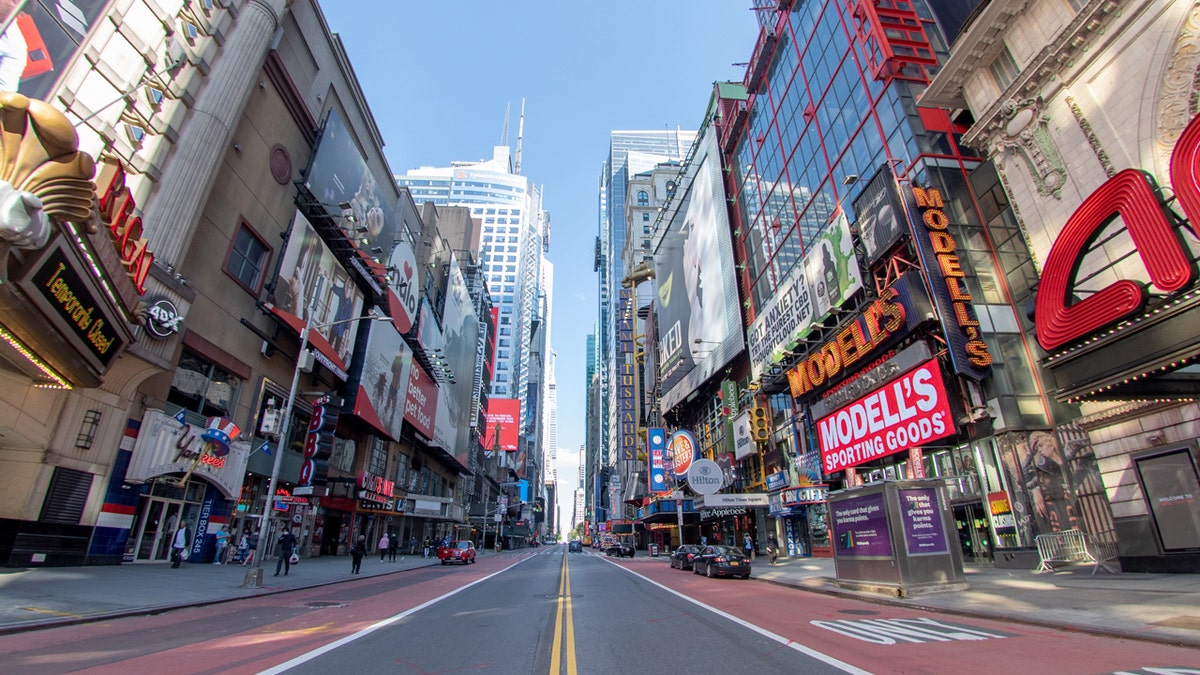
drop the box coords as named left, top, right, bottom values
left=272, top=212, right=365, bottom=376
left=484, top=398, right=520, bottom=452
left=385, top=240, right=419, bottom=333
left=3, top=1, right=109, bottom=100
left=403, top=361, right=437, bottom=440
left=304, top=108, right=398, bottom=255
left=618, top=287, right=636, bottom=461
left=431, top=254, right=478, bottom=468
left=747, top=209, right=863, bottom=380
left=853, top=165, right=908, bottom=264
left=654, top=127, right=744, bottom=412
left=647, top=427, right=669, bottom=495
left=358, top=322, right=413, bottom=439
left=815, top=359, right=955, bottom=473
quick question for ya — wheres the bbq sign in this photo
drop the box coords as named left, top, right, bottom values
left=816, top=359, right=955, bottom=473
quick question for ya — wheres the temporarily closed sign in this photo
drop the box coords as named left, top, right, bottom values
left=815, top=359, right=954, bottom=473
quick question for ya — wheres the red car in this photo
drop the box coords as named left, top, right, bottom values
left=437, top=540, right=477, bottom=565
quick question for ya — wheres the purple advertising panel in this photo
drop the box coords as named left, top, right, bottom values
left=898, top=488, right=949, bottom=556
left=831, top=492, right=893, bottom=558
left=654, top=126, right=744, bottom=412
left=303, top=109, right=398, bottom=254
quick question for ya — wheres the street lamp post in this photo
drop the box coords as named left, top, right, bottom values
left=242, top=299, right=387, bottom=588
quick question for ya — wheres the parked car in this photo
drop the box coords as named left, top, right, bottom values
left=604, top=541, right=635, bottom=558
left=437, top=540, right=477, bottom=565
left=669, top=544, right=704, bottom=570
left=568, top=540, right=583, bottom=553
left=692, top=545, right=751, bottom=579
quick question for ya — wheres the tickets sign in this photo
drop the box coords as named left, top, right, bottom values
left=815, top=359, right=955, bottom=473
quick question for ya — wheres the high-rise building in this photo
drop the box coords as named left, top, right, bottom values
left=397, top=146, right=547, bottom=424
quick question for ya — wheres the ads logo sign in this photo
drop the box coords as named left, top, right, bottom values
left=1036, top=110, right=1200, bottom=352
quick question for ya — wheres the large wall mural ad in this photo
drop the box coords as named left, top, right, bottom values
left=654, top=126, right=744, bottom=412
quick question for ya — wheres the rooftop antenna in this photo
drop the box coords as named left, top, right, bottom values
left=501, top=102, right=511, bottom=146
left=515, top=98, right=525, bottom=175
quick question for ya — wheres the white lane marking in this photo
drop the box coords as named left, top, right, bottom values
left=603, top=558, right=872, bottom=675
left=257, top=556, right=535, bottom=674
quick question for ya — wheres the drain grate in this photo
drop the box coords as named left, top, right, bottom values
left=304, top=601, right=348, bottom=608
left=838, top=609, right=881, bottom=616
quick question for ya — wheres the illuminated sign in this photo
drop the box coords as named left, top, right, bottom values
left=815, top=359, right=955, bottom=473
left=95, top=159, right=155, bottom=295
left=668, top=430, right=697, bottom=477
left=299, top=396, right=338, bottom=488
left=358, top=470, right=395, bottom=499
left=618, top=287, right=636, bottom=461
left=145, top=297, right=183, bottom=338
left=1036, top=111, right=1200, bottom=352
left=906, top=185, right=992, bottom=378
left=647, top=427, right=668, bottom=494
left=781, top=485, right=829, bottom=505
left=787, top=271, right=934, bottom=400
left=29, top=246, right=123, bottom=366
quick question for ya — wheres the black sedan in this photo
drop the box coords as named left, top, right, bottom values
left=568, top=540, right=583, bottom=552
left=604, top=542, right=635, bottom=557
left=692, top=545, right=751, bottom=579
left=669, top=544, right=703, bottom=570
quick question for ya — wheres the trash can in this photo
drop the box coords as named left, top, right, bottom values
left=649, top=543, right=659, bottom=557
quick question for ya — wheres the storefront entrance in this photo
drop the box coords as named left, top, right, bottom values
left=954, top=503, right=993, bottom=563
left=125, top=479, right=205, bottom=563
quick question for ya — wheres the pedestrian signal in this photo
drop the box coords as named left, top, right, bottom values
left=751, top=407, right=770, bottom=441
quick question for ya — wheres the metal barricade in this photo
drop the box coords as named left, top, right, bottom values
left=1035, top=528, right=1119, bottom=574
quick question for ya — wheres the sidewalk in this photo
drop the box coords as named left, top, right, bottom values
left=643, top=550, right=1200, bottom=649
left=2, top=547, right=1199, bottom=651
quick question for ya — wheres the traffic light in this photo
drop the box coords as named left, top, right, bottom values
left=751, top=406, right=770, bottom=442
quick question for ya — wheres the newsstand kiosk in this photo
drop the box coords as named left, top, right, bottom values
left=828, top=479, right=968, bottom=597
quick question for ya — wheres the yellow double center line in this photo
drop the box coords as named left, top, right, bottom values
left=549, top=552, right=577, bottom=674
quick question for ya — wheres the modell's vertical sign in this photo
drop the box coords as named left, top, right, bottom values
left=904, top=184, right=992, bottom=380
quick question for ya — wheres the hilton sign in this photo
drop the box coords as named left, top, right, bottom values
left=1035, top=111, right=1200, bottom=401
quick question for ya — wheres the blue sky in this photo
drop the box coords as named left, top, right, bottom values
left=320, top=2, right=761, bottom=534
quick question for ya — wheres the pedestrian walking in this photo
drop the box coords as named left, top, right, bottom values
left=409, top=535, right=416, bottom=555
left=766, top=533, right=779, bottom=565
left=743, top=532, right=755, bottom=560
left=274, top=527, right=297, bottom=576
left=378, top=532, right=390, bottom=562
left=350, top=535, right=366, bottom=574
left=170, top=522, right=189, bottom=568
left=388, top=531, right=398, bottom=562
left=214, top=526, right=230, bottom=565
left=423, top=537, right=431, bottom=558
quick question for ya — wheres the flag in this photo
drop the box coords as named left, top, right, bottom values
left=173, top=409, right=187, bottom=426
left=258, top=441, right=271, bottom=456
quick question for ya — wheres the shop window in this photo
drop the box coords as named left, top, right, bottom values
left=225, top=221, right=271, bottom=293
left=168, top=349, right=242, bottom=418
left=395, top=453, right=409, bottom=490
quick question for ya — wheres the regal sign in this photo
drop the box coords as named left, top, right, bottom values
left=1036, top=112, right=1200, bottom=352
left=95, top=159, right=155, bottom=295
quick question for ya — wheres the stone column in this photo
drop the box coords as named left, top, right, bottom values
left=142, top=0, right=290, bottom=265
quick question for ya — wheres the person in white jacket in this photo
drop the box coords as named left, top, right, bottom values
left=171, top=524, right=189, bottom=568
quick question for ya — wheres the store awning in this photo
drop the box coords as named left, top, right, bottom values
left=262, top=302, right=349, bottom=379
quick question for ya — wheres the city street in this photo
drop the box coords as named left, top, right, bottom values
left=1, top=548, right=1196, bottom=674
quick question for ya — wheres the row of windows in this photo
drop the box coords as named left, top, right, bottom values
left=472, top=207, right=522, bottom=216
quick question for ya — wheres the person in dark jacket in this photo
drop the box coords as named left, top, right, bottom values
left=388, top=531, right=399, bottom=562
left=274, top=527, right=297, bottom=576
left=351, top=535, right=366, bottom=574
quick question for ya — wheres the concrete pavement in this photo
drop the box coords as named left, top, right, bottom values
left=1, top=546, right=1198, bottom=651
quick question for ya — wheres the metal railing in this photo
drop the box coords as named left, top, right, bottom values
left=1034, top=528, right=1120, bottom=575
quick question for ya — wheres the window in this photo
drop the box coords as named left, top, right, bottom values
left=225, top=221, right=270, bottom=292
left=988, top=46, right=1020, bottom=90
left=368, top=436, right=388, bottom=476
left=168, top=349, right=242, bottom=418
left=642, top=213, right=650, bottom=222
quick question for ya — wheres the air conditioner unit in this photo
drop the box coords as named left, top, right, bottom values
left=298, top=349, right=315, bottom=373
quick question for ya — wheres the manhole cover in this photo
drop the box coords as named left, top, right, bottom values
left=304, top=601, right=348, bottom=608
left=838, top=609, right=881, bottom=616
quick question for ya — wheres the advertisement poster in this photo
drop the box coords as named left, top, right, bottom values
left=667, top=430, right=697, bottom=477
left=4, top=1, right=109, bottom=100
left=732, top=410, right=755, bottom=460
left=815, top=359, right=955, bottom=473
left=432, top=254, right=479, bottom=468
left=898, top=488, right=949, bottom=556
left=832, top=492, right=893, bottom=558
left=484, top=398, right=521, bottom=452
left=853, top=165, right=908, bottom=264
left=358, top=322, right=413, bottom=439
left=1135, top=448, right=1200, bottom=551
left=654, top=127, right=744, bottom=412
left=402, top=361, right=437, bottom=440
left=272, top=212, right=365, bottom=376
left=304, top=109, right=398, bottom=254
left=747, top=209, right=862, bottom=380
